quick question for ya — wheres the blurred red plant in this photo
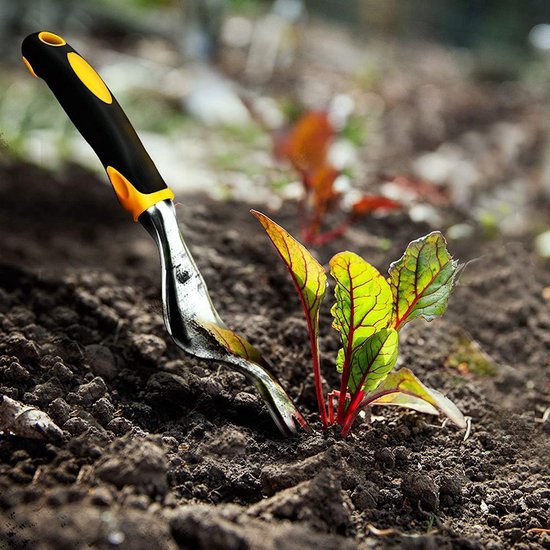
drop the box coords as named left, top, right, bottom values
left=274, top=110, right=400, bottom=245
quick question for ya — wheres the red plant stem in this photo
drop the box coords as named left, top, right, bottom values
left=307, top=319, right=328, bottom=428
left=286, top=285, right=327, bottom=427
left=328, top=390, right=352, bottom=426
left=343, top=388, right=365, bottom=425
left=328, top=392, right=335, bottom=424
left=336, top=356, right=351, bottom=424
left=340, top=406, right=362, bottom=438
left=302, top=209, right=321, bottom=244
left=307, top=208, right=323, bottom=241
left=262, top=220, right=327, bottom=427
left=285, top=253, right=327, bottom=426
left=340, top=389, right=397, bottom=437
left=336, top=264, right=357, bottom=424
left=342, top=340, right=390, bottom=428
left=293, top=264, right=327, bottom=427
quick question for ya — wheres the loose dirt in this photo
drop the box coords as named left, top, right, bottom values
left=0, top=162, right=548, bottom=549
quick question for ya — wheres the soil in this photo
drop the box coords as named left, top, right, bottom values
left=0, top=159, right=548, bottom=550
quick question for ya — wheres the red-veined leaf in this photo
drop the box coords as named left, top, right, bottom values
left=330, top=252, right=393, bottom=362
left=329, top=251, right=393, bottom=421
left=252, top=210, right=329, bottom=426
left=347, top=328, right=399, bottom=394
left=365, top=368, right=466, bottom=428
left=389, top=232, right=459, bottom=330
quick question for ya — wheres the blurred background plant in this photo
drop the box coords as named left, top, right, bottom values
left=0, top=0, right=549, bottom=252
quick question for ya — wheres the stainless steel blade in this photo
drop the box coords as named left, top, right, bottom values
left=139, top=199, right=307, bottom=436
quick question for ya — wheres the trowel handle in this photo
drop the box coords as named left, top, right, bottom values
left=21, top=31, right=174, bottom=221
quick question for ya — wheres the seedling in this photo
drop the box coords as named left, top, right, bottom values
left=274, top=110, right=400, bottom=244
left=251, top=211, right=466, bottom=436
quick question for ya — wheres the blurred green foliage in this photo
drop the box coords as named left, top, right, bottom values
left=340, top=116, right=367, bottom=148
left=447, top=336, right=497, bottom=377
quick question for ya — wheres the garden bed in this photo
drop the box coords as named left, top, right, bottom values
left=0, top=161, right=548, bottom=549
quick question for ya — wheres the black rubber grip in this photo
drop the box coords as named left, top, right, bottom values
left=21, top=31, right=169, bottom=196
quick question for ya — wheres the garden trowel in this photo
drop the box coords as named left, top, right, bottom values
left=21, top=31, right=307, bottom=436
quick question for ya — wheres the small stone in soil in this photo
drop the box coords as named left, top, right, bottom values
left=439, top=473, right=464, bottom=506
left=131, top=334, right=166, bottom=362
left=48, top=397, right=72, bottom=424
left=74, top=377, right=107, bottom=406
left=3, top=361, right=30, bottom=383
left=94, top=435, right=169, bottom=497
left=401, top=472, right=440, bottom=512
left=91, top=397, right=115, bottom=426
left=250, top=470, right=352, bottom=535
left=351, top=480, right=380, bottom=511
left=84, top=344, right=118, bottom=381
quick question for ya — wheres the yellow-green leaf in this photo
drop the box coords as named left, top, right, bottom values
left=329, top=252, right=393, bottom=391
left=200, top=322, right=265, bottom=365
left=366, top=368, right=466, bottom=428
left=389, top=232, right=458, bottom=330
left=251, top=210, right=327, bottom=334
left=252, top=210, right=329, bottom=425
left=251, top=210, right=327, bottom=335
left=336, top=348, right=345, bottom=372
left=348, top=328, right=399, bottom=394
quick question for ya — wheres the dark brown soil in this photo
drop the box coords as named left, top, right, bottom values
left=0, top=162, right=548, bottom=550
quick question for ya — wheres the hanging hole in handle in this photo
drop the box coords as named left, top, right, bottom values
left=38, top=32, right=66, bottom=47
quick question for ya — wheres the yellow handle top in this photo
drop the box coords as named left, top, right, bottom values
left=38, top=31, right=66, bottom=46
left=67, top=52, right=112, bottom=104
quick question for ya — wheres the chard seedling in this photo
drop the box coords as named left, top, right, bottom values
left=253, top=210, right=466, bottom=436
left=273, top=110, right=400, bottom=244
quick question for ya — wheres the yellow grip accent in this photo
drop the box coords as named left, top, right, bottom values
left=67, top=52, right=112, bottom=104
left=38, top=31, right=66, bottom=47
left=106, top=166, right=175, bottom=221
left=22, top=56, right=37, bottom=78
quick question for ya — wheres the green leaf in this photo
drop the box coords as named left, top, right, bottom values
left=348, top=328, right=399, bottom=394
left=329, top=252, right=393, bottom=389
left=388, top=231, right=459, bottom=330
left=365, top=368, right=466, bottom=428
left=336, top=348, right=345, bottom=373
